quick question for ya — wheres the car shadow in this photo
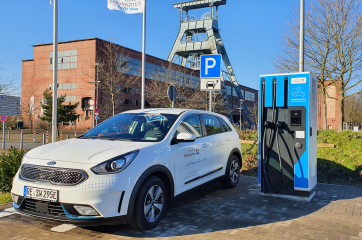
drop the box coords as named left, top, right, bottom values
left=79, top=175, right=362, bottom=238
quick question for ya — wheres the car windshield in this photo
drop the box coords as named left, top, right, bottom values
left=82, top=113, right=179, bottom=142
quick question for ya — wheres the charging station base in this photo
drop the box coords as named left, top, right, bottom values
left=260, top=191, right=316, bottom=202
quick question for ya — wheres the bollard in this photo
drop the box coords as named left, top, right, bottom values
left=8, top=130, right=10, bottom=141
left=43, top=134, right=46, bottom=145
left=60, top=131, right=62, bottom=141
left=67, top=135, right=69, bottom=140
left=20, top=130, right=23, bottom=150
left=46, top=131, right=49, bottom=143
left=2, top=121, right=5, bottom=150
left=75, top=132, right=77, bottom=138
left=33, top=131, right=35, bottom=142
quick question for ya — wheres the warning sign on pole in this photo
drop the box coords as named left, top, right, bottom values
left=88, top=99, right=95, bottom=106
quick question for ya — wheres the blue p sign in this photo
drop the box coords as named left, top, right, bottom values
left=200, top=54, right=222, bottom=78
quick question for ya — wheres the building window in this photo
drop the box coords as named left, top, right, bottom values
left=245, top=91, right=255, bottom=102
left=117, top=53, right=200, bottom=89
left=50, top=50, right=78, bottom=70
left=226, top=86, right=232, bottom=95
left=65, top=96, right=77, bottom=103
left=49, top=83, right=77, bottom=90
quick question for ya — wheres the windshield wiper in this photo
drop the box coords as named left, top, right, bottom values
left=78, top=136, right=92, bottom=139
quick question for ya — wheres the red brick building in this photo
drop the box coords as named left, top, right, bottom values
left=21, top=38, right=259, bottom=130
left=317, top=82, right=340, bottom=130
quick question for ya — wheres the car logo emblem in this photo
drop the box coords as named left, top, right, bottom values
left=47, top=161, right=56, bottom=166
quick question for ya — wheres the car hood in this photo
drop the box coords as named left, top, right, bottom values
left=25, top=138, right=157, bottom=164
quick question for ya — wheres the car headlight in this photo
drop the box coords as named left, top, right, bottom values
left=91, top=150, right=139, bottom=174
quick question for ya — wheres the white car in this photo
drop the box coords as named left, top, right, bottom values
left=11, top=109, right=242, bottom=230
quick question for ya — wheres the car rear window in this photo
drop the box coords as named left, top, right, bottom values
left=201, top=115, right=223, bottom=135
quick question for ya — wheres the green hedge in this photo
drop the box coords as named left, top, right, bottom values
left=0, top=147, right=26, bottom=193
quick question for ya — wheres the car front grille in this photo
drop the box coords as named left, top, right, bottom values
left=20, top=164, right=87, bottom=185
left=22, top=198, right=67, bottom=218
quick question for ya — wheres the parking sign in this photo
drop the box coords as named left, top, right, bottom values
left=200, top=54, right=222, bottom=79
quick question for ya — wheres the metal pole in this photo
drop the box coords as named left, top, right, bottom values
left=299, top=0, right=305, bottom=72
left=20, top=130, right=23, bottom=150
left=172, top=100, right=175, bottom=108
left=141, top=0, right=147, bottom=109
left=43, top=134, right=45, bottom=145
left=209, top=91, right=212, bottom=112
left=52, top=0, right=58, bottom=143
left=180, top=0, right=182, bottom=22
left=216, top=6, right=219, bottom=21
left=91, top=111, right=94, bottom=128
left=8, top=130, right=10, bottom=141
left=2, top=121, right=5, bottom=150
left=211, top=0, right=214, bottom=18
left=96, top=65, right=99, bottom=126
left=67, top=135, right=69, bottom=140
left=240, top=109, right=242, bottom=130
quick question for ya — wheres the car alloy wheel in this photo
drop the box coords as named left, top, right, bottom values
left=144, top=185, right=164, bottom=223
left=230, top=159, right=239, bottom=184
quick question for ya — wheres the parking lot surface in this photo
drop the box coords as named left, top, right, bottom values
left=1, top=176, right=362, bottom=240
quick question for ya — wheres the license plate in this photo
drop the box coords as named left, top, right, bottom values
left=24, top=186, right=58, bottom=202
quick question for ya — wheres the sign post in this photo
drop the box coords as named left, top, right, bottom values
left=51, top=0, right=58, bottom=143
left=167, top=85, right=177, bottom=108
left=89, top=99, right=95, bottom=128
left=1, top=115, right=7, bottom=150
left=200, top=54, right=222, bottom=112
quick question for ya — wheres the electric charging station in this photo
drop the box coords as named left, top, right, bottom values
left=258, top=72, right=317, bottom=201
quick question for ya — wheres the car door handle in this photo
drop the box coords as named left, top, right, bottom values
left=202, top=143, right=210, bottom=148
left=216, top=141, right=223, bottom=146
left=226, top=137, right=231, bottom=141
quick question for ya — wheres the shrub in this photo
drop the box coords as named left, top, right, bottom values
left=0, top=147, right=26, bottom=193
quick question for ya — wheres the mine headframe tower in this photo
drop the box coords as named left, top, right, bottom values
left=168, top=0, right=254, bottom=127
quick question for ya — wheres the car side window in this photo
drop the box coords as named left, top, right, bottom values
left=219, top=118, right=232, bottom=132
left=201, top=115, right=222, bottom=135
left=175, top=115, right=203, bottom=138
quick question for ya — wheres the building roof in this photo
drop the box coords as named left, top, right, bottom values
left=31, top=38, right=99, bottom=47
left=21, top=59, right=33, bottom=62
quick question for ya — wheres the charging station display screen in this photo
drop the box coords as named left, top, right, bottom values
left=291, top=110, right=302, bottom=126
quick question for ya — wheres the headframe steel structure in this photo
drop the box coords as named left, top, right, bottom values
left=168, top=0, right=254, bottom=127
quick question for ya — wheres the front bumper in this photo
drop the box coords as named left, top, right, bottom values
left=11, top=166, right=139, bottom=224
left=14, top=203, right=128, bottom=225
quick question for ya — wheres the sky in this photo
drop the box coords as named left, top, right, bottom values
left=0, top=0, right=299, bottom=93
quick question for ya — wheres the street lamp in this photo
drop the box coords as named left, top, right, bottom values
left=235, top=99, right=244, bottom=130
left=95, top=63, right=104, bottom=126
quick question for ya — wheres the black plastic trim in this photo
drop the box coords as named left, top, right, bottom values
left=118, top=191, right=125, bottom=213
left=127, top=165, right=175, bottom=220
left=15, top=208, right=128, bottom=225
left=185, top=167, right=223, bottom=184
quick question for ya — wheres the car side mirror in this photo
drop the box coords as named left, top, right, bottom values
left=175, top=133, right=196, bottom=143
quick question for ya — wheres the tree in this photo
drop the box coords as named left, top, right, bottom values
left=40, top=89, right=79, bottom=136
left=21, top=85, right=41, bottom=129
left=344, top=94, right=362, bottom=127
left=248, top=103, right=258, bottom=129
left=272, top=0, right=362, bottom=131
left=84, top=37, right=139, bottom=119
left=146, top=62, right=231, bottom=116
left=0, top=62, right=18, bottom=96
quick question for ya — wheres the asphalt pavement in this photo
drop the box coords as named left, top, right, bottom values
left=1, top=176, right=362, bottom=239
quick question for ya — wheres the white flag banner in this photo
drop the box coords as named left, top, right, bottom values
left=107, top=0, right=144, bottom=14
left=30, top=96, right=34, bottom=115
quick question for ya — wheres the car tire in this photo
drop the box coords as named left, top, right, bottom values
left=221, top=155, right=241, bottom=188
left=129, top=176, right=167, bottom=231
